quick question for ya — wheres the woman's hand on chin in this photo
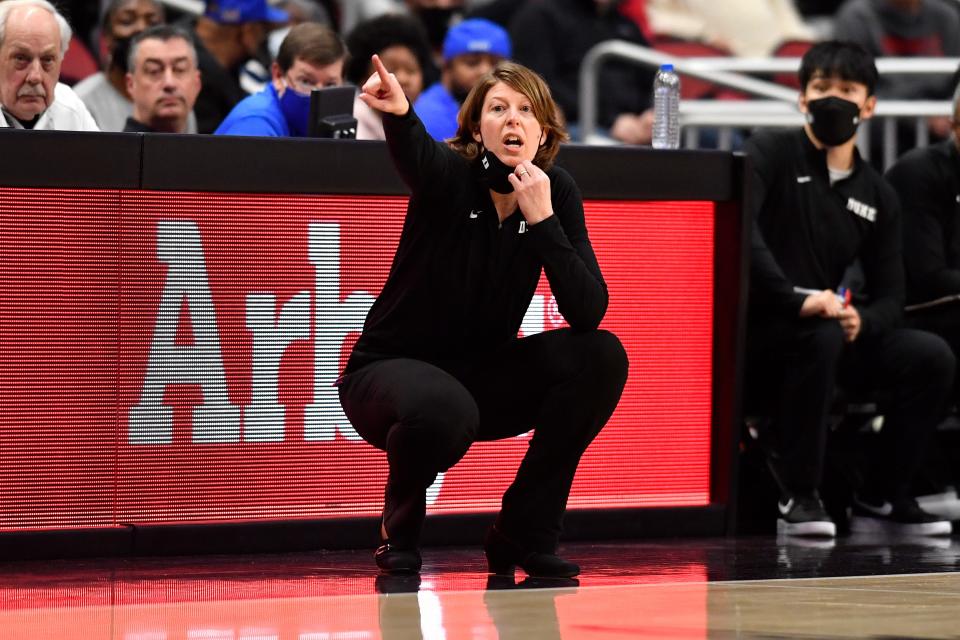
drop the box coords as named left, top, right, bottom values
left=508, top=160, right=553, bottom=225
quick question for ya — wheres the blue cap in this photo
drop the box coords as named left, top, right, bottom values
left=442, top=18, right=511, bottom=62
left=204, top=0, right=289, bottom=24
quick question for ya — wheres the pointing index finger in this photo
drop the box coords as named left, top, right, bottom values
left=372, top=54, right=392, bottom=86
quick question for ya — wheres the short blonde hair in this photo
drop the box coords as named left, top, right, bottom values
left=448, top=61, right=568, bottom=171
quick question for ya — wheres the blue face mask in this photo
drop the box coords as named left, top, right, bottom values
left=278, top=82, right=311, bottom=137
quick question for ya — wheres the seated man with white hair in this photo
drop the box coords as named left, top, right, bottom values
left=0, top=0, right=98, bottom=130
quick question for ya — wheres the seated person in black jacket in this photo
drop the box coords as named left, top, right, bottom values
left=745, top=40, right=954, bottom=538
left=885, top=82, right=960, bottom=402
left=885, top=82, right=960, bottom=513
left=338, top=56, right=628, bottom=577
left=123, top=25, right=201, bottom=133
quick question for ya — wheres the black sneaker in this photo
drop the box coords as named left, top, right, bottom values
left=850, top=495, right=952, bottom=536
left=777, top=492, right=836, bottom=537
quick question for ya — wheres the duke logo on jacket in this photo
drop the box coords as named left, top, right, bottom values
left=846, top=197, right=877, bottom=223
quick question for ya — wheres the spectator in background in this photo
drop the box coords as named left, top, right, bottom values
left=338, top=0, right=405, bottom=34
left=73, top=0, right=175, bottom=132
left=645, top=0, right=815, bottom=57
left=60, top=1, right=100, bottom=51
left=244, top=0, right=335, bottom=96
left=340, top=0, right=465, bottom=50
left=463, top=0, right=527, bottom=29
left=835, top=0, right=960, bottom=138
left=123, top=25, right=201, bottom=133
left=885, top=82, right=960, bottom=399
left=0, top=0, right=98, bottom=130
left=345, top=14, right=433, bottom=140
left=339, top=0, right=466, bottom=62
left=745, top=40, right=952, bottom=538
left=619, top=0, right=654, bottom=38
left=279, top=0, right=333, bottom=24
left=414, top=18, right=510, bottom=141
left=794, top=0, right=847, bottom=37
left=509, top=0, right=655, bottom=145
left=215, top=22, right=345, bottom=136
left=267, top=0, right=334, bottom=58
left=884, top=80, right=960, bottom=521
left=187, top=0, right=289, bottom=133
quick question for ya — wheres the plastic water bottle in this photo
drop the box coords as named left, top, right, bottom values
left=652, top=63, right=681, bottom=149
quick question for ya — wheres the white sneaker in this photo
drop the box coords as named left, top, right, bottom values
left=850, top=495, right=952, bottom=536
left=916, top=488, right=960, bottom=521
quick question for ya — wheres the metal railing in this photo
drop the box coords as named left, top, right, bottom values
left=578, top=40, right=958, bottom=168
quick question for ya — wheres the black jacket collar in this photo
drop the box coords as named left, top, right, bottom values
left=122, top=117, right=156, bottom=133
left=796, top=127, right=865, bottom=183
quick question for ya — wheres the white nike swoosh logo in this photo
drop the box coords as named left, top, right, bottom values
left=857, top=499, right=893, bottom=516
left=797, top=176, right=812, bottom=183
left=778, top=499, right=794, bottom=516
left=469, top=212, right=478, bottom=219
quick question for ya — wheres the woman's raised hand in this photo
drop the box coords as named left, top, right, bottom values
left=358, top=54, right=409, bottom=116
left=508, top=160, right=554, bottom=225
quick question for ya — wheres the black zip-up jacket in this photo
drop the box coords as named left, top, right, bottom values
left=344, top=107, right=608, bottom=374
left=885, top=139, right=960, bottom=305
left=746, top=128, right=904, bottom=339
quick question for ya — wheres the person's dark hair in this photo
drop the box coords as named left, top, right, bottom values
left=127, top=24, right=197, bottom=72
left=343, top=14, right=432, bottom=85
left=276, top=22, right=346, bottom=73
left=799, top=40, right=879, bottom=96
left=101, top=0, right=164, bottom=33
left=449, top=61, right=569, bottom=171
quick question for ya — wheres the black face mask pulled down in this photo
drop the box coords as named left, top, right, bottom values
left=474, top=147, right=515, bottom=194
left=805, top=96, right=862, bottom=147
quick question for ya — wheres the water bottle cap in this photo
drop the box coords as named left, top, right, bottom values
left=660, top=63, right=674, bottom=72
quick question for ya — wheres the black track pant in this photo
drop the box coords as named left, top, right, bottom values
left=746, top=316, right=954, bottom=499
left=907, top=303, right=960, bottom=403
left=338, top=328, right=629, bottom=552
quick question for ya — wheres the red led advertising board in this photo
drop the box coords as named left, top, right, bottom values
left=0, top=189, right=714, bottom=531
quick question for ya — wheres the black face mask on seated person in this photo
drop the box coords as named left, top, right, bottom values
left=109, top=35, right=133, bottom=73
left=474, top=146, right=515, bottom=194
left=805, top=96, right=862, bottom=147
